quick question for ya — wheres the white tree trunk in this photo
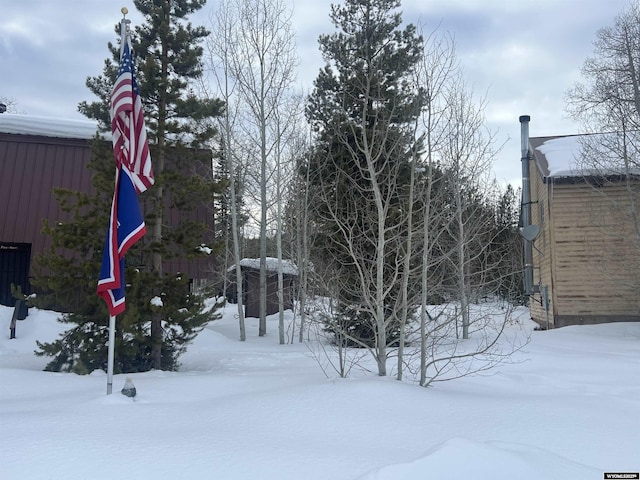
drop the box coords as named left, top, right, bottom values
left=207, top=1, right=246, bottom=340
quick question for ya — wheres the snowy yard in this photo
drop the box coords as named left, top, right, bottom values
left=1, top=302, right=639, bottom=479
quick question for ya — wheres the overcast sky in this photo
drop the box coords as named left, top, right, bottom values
left=1, top=0, right=632, bottom=187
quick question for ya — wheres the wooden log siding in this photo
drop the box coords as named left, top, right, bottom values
left=529, top=157, right=553, bottom=327
left=528, top=156, right=640, bottom=327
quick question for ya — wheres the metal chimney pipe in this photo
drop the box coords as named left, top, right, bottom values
left=519, top=115, right=535, bottom=296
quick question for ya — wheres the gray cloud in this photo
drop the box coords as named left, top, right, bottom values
left=1, top=0, right=632, bottom=186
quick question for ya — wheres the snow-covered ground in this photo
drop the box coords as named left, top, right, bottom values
left=1, top=302, right=639, bottom=479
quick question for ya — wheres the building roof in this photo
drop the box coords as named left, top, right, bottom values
left=231, top=258, right=299, bottom=276
left=530, top=133, right=640, bottom=182
left=0, top=113, right=105, bottom=140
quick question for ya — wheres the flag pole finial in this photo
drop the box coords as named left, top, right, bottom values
left=119, top=9, right=131, bottom=57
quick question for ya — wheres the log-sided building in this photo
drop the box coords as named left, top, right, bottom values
left=0, top=114, right=214, bottom=310
left=521, top=117, right=640, bottom=328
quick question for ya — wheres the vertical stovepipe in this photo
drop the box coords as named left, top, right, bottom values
left=520, top=115, right=534, bottom=296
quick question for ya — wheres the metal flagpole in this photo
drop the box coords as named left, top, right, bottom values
left=107, top=314, right=116, bottom=394
left=107, top=7, right=131, bottom=396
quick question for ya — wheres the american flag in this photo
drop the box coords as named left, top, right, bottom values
left=97, top=39, right=154, bottom=316
left=110, top=40, right=154, bottom=193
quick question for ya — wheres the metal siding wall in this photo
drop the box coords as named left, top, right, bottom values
left=0, top=133, right=213, bottom=281
left=0, top=134, right=94, bottom=275
left=0, top=140, right=15, bottom=238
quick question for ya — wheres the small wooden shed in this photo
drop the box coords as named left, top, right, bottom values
left=524, top=132, right=640, bottom=327
left=227, top=258, right=298, bottom=318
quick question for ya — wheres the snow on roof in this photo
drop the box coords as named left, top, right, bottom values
left=534, top=133, right=640, bottom=178
left=0, top=113, right=107, bottom=140
left=230, top=258, right=299, bottom=276
left=534, top=136, right=582, bottom=177
left=0, top=114, right=203, bottom=145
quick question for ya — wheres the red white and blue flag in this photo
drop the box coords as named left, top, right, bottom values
left=97, top=39, right=154, bottom=316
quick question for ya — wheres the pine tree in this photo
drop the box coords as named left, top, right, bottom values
left=305, top=0, right=424, bottom=374
left=32, top=0, right=224, bottom=373
left=492, top=183, right=524, bottom=303
left=212, top=140, right=249, bottom=294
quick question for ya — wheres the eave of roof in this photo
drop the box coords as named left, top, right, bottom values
left=0, top=113, right=108, bottom=140
left=529, top=132, right=640, bottom=183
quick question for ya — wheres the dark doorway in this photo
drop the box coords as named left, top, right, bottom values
left=0, top=243, right=31, bottom=318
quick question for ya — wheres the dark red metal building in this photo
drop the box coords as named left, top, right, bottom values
left=0, top=114, right=214, bottom=308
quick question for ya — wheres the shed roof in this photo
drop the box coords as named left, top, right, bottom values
left=230, top=258, right=299, bottom=276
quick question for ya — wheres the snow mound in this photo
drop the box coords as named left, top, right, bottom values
left=357, top=437, right=600, bottom=480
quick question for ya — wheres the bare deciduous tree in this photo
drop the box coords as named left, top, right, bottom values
left=230, top=0, right=297, bottom=337
left=439, top=77, right=498, bottom=340
left=411, top=27, right=458, bottom=385
left=207, top=0, right=247, bottom=340
left=208, top=0, right=299, bottom=339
